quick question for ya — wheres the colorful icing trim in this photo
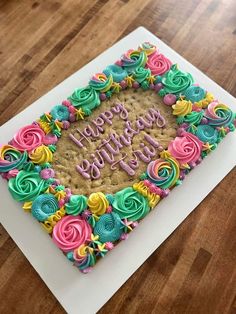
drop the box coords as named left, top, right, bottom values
left=1, top=42, right=235, bottom=274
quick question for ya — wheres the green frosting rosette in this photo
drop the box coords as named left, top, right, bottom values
left=177, top=110, right=204, bottom=125
left=8, top=170, right=50, bottom=202
left=68, top=86, right=100, bottom=115
left=65, top=195, right=88, bottom=216
left=160, top=64, right=193, bottom=96
left=113, top=187, right=150, bottom=221
left=133, top=67, right=151, bottom=83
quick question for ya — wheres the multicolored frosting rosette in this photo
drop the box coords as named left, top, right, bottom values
left=68, top=86, right=100, bottom=115
left=113, top=187, right=150, bottom=221
left=138, top=42, right=157, bottom=56
left=73, top=244, right=96, bottom=271
left=103, top=64, right=128, bottom=83
left=10, top=124, right=46, bottom=153
left=52, top=215, right=92, bottom=252
left=8, top=170, right=50, bottom=202
left=204, top=101, right=235, bottom=127
left=65, top=194, right=88, bottom=216
left=160, top=64, right=194, bottom=96
left=146, top=156, right=180, bottom=189
left=168, top=132, right=203, bottom=166
left=94, top=212, right=123, bottom=243
left=146, top=52, right=172, bottom=76
left=31, top=193, right=59, bottom=221
left=121, top=49, right=147, bottom=73
left=0, top=145, right=27, bottom=173
left=89, top=73, right=113, bottom=92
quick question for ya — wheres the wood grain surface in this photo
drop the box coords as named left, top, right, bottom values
left=0, top=0, right=236, bottom=313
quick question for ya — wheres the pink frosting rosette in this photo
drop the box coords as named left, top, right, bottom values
left=52, top=215, right=92, bottom=252
left=146, top=52, right=172, bottom=76
left=168, top=132, right=203, bottom=165
left=11, top=124, right=45, bottom=153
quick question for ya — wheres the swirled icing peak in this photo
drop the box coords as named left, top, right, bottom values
left=147, top=156, right=180, bottom=189
left=31, top=193, right=58, bottom=221
left=103, top=64, right=128, bottom=83
left=94, top=212, right=123, bottom=243
left=138, top=42, right=157, bottom=56
left=182, top=85, right=206, bottom=103
left=161, top=64, right=194, bottom=95
left=172, top=99, right=192, bottom=116
left=146, top=52, right=172, bottom=76
left=195, top=125, right=218, bottom=144
left=73, top=244, right=96, bottom=270
left=68, top=86, right=100, bottom=115
left=0, top=145, right=27, bottom=173
left=121, top=49, right=147, bottom=73
left=87, top=192, right=109, bottom=216
left=89, top=73, right=113, bottom=92
left=133, top=67, right=151, bottom=83
left=65, top=194, right=88, bottom=216
left=113, top=187, right=150, bottom=221
left=11, top=124, right=45, bottom=153
left=168, top=132, right=203, bottom=165
left=52, top=215, right=92, bottom=252
left=50, top=105, right=69, bottom=121
left=29, top=145, right=53, bottom=164
left=204, top=101, right=234, bottom=127
left=8, top=170, right=50, bottom=202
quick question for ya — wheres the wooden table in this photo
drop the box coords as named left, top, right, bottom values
left=0, top=0, right=236, bottom=313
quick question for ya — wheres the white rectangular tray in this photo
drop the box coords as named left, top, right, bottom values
left=0, top=27, right=236, bottom=314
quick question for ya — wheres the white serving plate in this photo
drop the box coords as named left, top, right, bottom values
left=0, top=27, right=236, bottom=314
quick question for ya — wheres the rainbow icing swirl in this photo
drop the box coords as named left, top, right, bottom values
left=121, top=49, right=147, bottom=73
left=0, top=145, right=27, bottom=173
left=146, top=156, right=180, bottom=189
left=204, top=101, right=234, bottom=127
left=89, top=73, right=113, bottom=92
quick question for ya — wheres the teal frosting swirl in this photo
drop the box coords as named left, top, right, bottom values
left=103, top=65, right=128, bottom=82
left=113, top=187, right=150, bottom=221
left=94, top=212, right=123, bottom=243
left=0, top=150, right=27, bottom=173
left=8, top=170, right=49, bottom=202
left=50, top=105, right=69, bottom=121
left=182, top=85, right=206, bottom=102
left=31, top=193, right=58, bottom=221
left=195, top=125, right=218, bottom=144
left=181, top=110, right=204, bottom=125
left=161, top=64, right=194, bottom=95
left=65, top=195, right=88, bottom=215
left=133, top=67, right=151, bottom=83
left=68, top=86, right=100, bottom=115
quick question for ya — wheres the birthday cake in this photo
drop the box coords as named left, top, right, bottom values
left=0, top=42, right=235, bottom=273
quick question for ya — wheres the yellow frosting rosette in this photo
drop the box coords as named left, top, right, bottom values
left=29, top=144, right=53, bottom=164
left=87, top=192, right=109, bottom=216
left=172, top=99, right=192, bottom=116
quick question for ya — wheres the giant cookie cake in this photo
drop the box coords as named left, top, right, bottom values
left=0, top=42, right=235, bottom=273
